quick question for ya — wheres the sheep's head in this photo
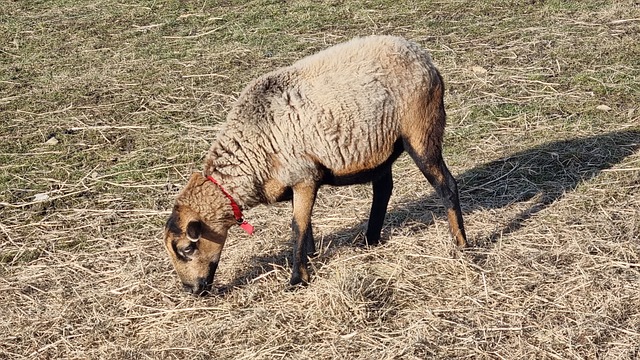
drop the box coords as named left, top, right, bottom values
left=163, top=173, right=234, bottom=295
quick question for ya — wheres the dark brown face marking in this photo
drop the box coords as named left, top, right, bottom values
left=171, top=239, right=192, bottom=262
left=166, top=211, right=182, bottom=236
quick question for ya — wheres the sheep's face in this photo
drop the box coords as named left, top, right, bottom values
left=164, top=205, right=229, bottom=296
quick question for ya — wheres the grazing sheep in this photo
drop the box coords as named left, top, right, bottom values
left=164, top=35, right=468, bottom=295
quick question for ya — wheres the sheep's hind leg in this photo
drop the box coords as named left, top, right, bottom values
left=364, top=170, right=393, bottom=246
left=290, top=181, right=318, bottom=286
left=406, top=148, right=468, bottom=248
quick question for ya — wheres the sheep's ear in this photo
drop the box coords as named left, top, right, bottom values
left=186, top=221, right=202, bottom=242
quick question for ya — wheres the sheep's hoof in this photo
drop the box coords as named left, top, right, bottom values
left=289, top=266, right=310, bottom=286
left=353, top=233, right=384, bottom=247
left=363, top=235, right=381, bottom=247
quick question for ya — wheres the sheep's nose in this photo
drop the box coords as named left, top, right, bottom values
left=182, top=282, right=196, bottom=294
left=182, top=279, right=211, bottom=296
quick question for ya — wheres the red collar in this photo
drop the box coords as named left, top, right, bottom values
left=206, top=175, right=254, bottom=235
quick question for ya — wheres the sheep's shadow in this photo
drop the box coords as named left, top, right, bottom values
left=221, top=129, right=640, bottom=292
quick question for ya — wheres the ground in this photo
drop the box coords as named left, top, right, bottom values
left=1, top=1, right=639, bottom=359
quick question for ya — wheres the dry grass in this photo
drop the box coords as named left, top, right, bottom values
left=1, top=0, right=639, bottom=359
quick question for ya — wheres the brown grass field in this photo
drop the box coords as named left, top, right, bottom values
left=1, top=1, right=639, bottom=359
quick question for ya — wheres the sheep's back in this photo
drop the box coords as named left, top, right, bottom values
left=222, top=36, right=440, bottom=186
left=282, top=37, right=436, bottom=175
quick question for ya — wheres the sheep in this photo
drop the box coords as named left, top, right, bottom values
left=164, top=35, right=468, bottom=295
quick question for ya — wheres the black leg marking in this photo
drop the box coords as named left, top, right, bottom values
left=289, top=182, right=318, bottom=286
left=365, top=170, right=393, bottom=246
left=290, top=218, right=314, bottom=286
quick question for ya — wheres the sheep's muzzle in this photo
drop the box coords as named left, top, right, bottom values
left=182, top=261, right=218, bottom=296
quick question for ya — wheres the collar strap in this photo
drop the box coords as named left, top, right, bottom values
left=206, top=175, right=254, bottom=235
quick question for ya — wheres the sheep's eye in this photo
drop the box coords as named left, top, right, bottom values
left=182, top=243, right=197, bottom=256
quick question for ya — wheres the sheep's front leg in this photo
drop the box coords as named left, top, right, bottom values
left=290, top=181, right=318, bottom=286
